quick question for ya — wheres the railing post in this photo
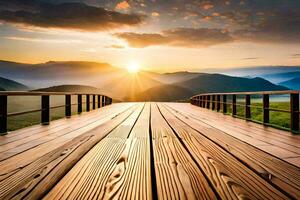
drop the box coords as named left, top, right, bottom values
left=86, top=95, right=90, bottom=112
left=199, top=96, right=202, bottom=107
left=232, top=94, right=236, bottom=116
left=93, top=95, right=96, bottom=110
left=102, top=95, right=105, bottom=107
left=98, top=95, right=101, bottom=108
left=41, top=95, right=50, bottom=125
left=65, top=95, right=71, bottom=118
left=0, top=95, right=7, bottom=134
left=78, top=94, right=82, bottom=114
left=212, top=95, right=215, bottom=110
left=290, top=93, right=299, bottom=132
left=263, top=94, right=269, bottom=124
left=206, top=95, right=210, bottom=109
left=223, top=95, right=227, bottom=114
left=217, top=95, right=221, bottom=112
left=245, top=95, right=251, bottom=119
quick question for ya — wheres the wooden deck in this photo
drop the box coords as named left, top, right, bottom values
left=0, top=102, right=299, bottom=199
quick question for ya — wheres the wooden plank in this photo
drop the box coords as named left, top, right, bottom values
left=159, top=103, right=290, bottom=199
left=285, top=157, right=300, bottom=167
left=168, top=103, right=300, bottom=155
left=0, top=104, right=130, bottom=155
left=165, top=103, right=300, bottom=199
left=151, top=103, right=217, bottom=199
left=0, top=103, right=139, bottom=199
left=0, top=104, right=136, bottom=181
left=45, top=103, right=152, bottom=200
left=189, top=102, right=300, bottom=140
left=0, top=103, right=130, bottom=145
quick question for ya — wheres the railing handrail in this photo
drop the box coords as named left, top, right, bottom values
left=0, top=91, right=106, bottom=96
left=190, top=90, right=298, bottom=99
left=190, top=90, right=300, bottom=133
left=0, top=92, right=113, bottom=134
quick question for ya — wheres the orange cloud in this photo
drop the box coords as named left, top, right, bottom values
left=115, top=28, right=234, bottom=48
left=151, top=12, right=160, bottom=17
left=116, top=1, right=130, bottom=10
left=107, top=44, right=126, bottom=49
left=202, top=3, right=214, bottom=10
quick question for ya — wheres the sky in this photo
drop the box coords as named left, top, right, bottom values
left=0, top=0, right=300, bottom=72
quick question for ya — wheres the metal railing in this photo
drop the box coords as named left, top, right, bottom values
left=0, top=91, right=113, bottom=134
left=190, top=90, right=300, bottom=133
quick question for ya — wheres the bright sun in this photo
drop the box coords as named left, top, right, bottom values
left=127, top=62, right=140, bottom=73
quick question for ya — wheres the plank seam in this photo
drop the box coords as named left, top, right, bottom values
left=156, top=103, right=222, bottom=200
left=163, top=103, right=298, bottom=199
left=149, top=103, right=158, bottom=200
left=25, top=104, right=140, bottom=199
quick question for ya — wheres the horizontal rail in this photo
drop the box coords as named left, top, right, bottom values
left=7, top=108, right=43, bottom=117
left=6, top=102, right=93, bottom=117
left=0, top=93, right=113, bottom=134
left=190, top=91, right=299, bottom=133
left=191, top=90, right=297, bottom=98
left=0, top=91, right=105, bottom=96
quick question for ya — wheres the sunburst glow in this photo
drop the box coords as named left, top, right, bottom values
left=127, top=62, right=140, bottom=73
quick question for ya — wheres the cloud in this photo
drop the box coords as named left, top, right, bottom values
left=4, top=36, right=82, bottom=43
left=291, top=54, right=300, bottom=58
left=80, top=48, right=97, bottom=53
left=114, top=33, right=169, bottom=48
left=151, top=12, right=160, bottom=17
left=115, top=27, right=234, bottom=48
left=107, top=44, right=126, bottom=49
left=202, top=2, right=214, bottom=10
left=115, top=1, right=130, bottom=10
left=0, top=0, right=144, bottom=31
left=241, top=57, right=259, bottom=60
left=234, top=10, right=300, bottom=43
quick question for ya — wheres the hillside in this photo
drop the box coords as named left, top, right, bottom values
left=101, top=72, right=162, bottom=100
left=0, top=60, right=121, bottom=88
left=0, top=60, right=290, bottom=101
left=126, top=85, right=194, bottom=102
left=34, top=85, right=104, bottom=93
left=124, top=74, right=287, bottom=102
left=0, top=76, right=28, bottom=91
left=260, top=71, right=300, bottom=83
left=211, top=66, right=300, bottom=78
left=152, top=71, right=202, bottom=84
left=177, top=74, right=287, bottom=94
left=279, top=78, right=300, bottom=90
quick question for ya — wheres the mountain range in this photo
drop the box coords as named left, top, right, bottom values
left=0, top=60, right=293, bottom=101
left=279, top=78, right=300, bottom=90
left=0, top=76, right=28, bottom=91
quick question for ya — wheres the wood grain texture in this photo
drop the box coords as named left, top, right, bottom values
left=164, top=103, right=300, bottom=199
left=171, top=103, right=300, bottom=152
left=0, top=103, right=135, bottom=181
left=45, top=103, right=152, bottom=200
left=0, top=103, right=131, bottom=149
left=0, top=104, right=138, bottom=199
left=0, top=103, right=129, bottom=145
left=151, top=103, right=217, bottom=200
left=0, top=102, right=299, bottom=199
left=159, top=103, right=289, bottom=199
